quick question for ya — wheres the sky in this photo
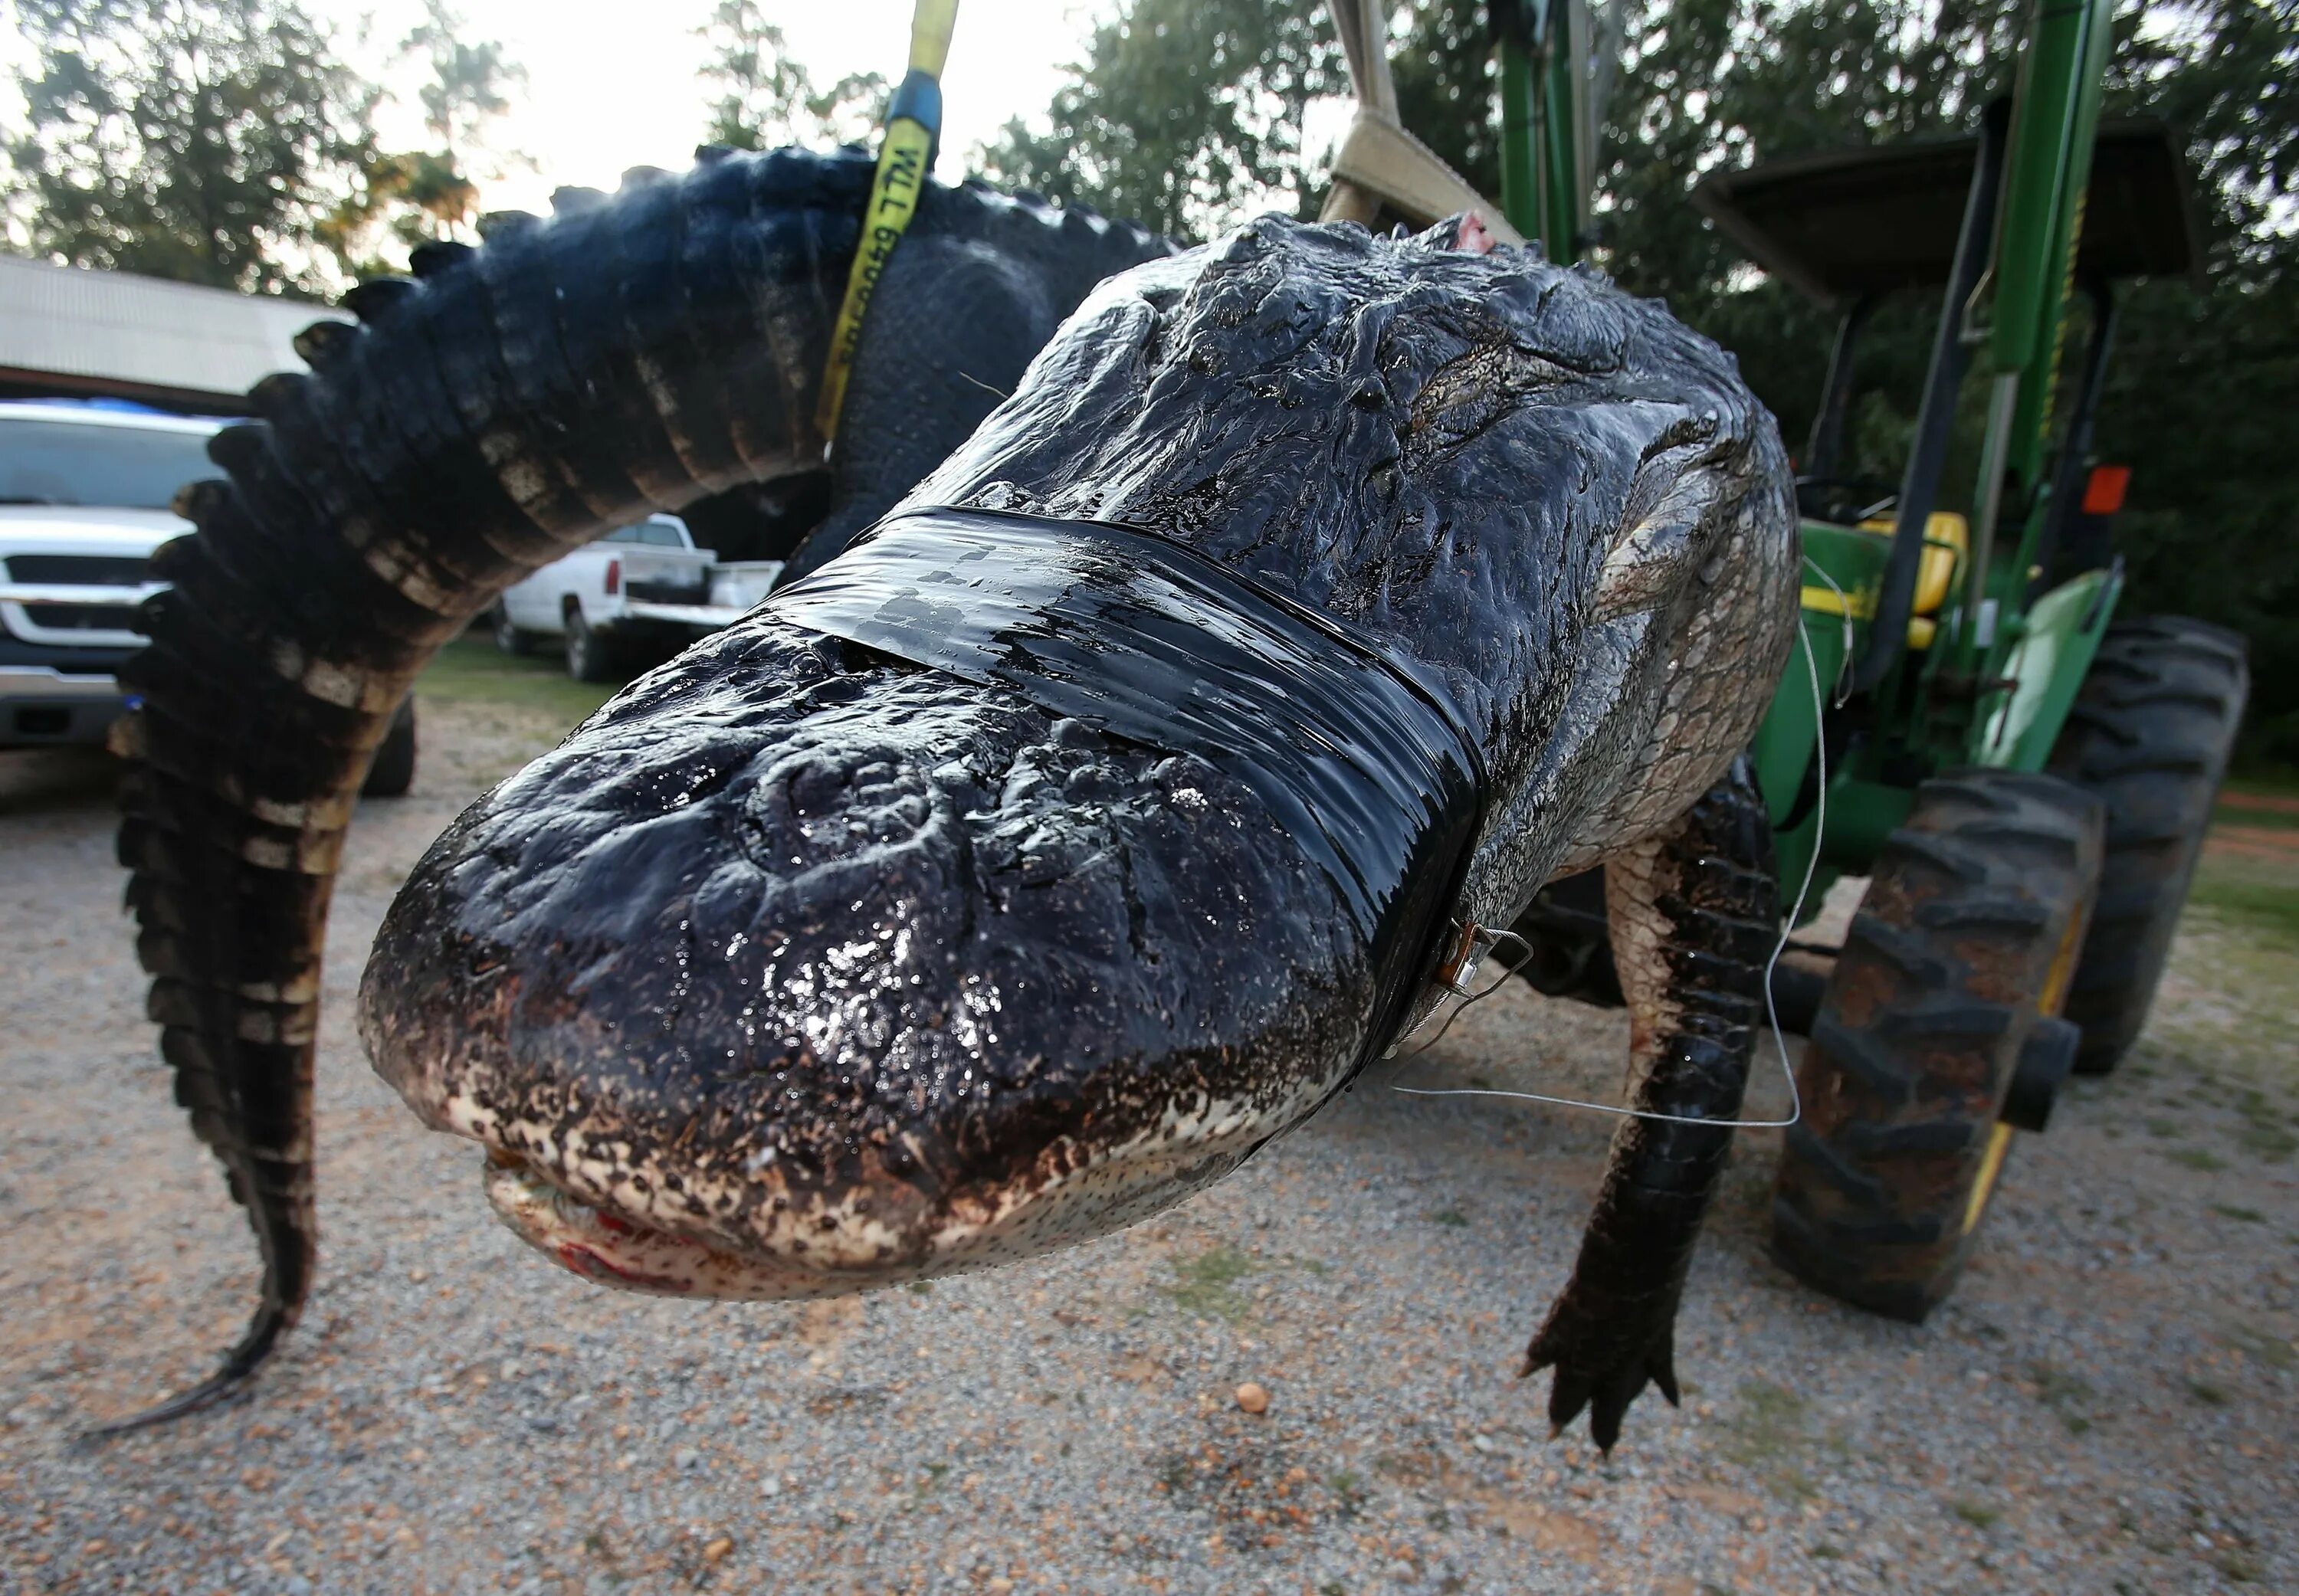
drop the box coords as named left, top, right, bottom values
left=0, top=0, right=1355, bottom=247
left=0, top=2, right=1107, bottom=215
left=346, top=1, right=1114, bottom=217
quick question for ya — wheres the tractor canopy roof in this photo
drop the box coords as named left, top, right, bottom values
left=1691, top=118, right=2204, bottom=304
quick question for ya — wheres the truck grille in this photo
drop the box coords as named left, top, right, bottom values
left=2, top=553, right=152, bottom=585
left=20, top=601, right=143, bottom=632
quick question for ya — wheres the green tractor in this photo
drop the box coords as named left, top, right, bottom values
left=1360, top=0, right=2252, bottom=1320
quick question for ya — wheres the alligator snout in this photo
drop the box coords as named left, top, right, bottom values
left=359, top=618, right=1367, bottom=1298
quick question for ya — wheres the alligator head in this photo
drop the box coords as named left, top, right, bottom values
left=359, top=215, right=1795, bottom=1303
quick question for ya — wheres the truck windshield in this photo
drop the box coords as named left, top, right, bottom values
left=0, top=418, right=218, bottom=510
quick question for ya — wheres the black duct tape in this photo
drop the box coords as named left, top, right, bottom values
left=768, top=506, right=1488, bottom=1063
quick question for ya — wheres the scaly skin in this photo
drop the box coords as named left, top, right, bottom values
left=360, top=215, right=1798, bottom=1444
left=104, top=147, right=1167, bottom=1428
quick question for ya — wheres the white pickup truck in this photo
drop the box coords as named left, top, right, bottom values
left=489, top=515, right=782, bottom=680
left=0, top=401, right=418, bottom=791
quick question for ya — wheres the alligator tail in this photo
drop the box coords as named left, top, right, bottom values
left=101, top=147, right=879, bottom=1431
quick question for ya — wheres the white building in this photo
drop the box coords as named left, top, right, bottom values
left=0, top=254, right=343, bottom=413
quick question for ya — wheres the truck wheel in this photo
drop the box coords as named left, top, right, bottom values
left=490, top=601, right=532, bottom=657
left=564, top=610, right=619, bottom=683
left=1770, top=770, right=2101, bottom=1322
left=2047, top=616, right=2248, bottom=1074
left=362, top=699, right=417, bottom=798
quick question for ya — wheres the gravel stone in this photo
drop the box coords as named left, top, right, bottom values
left=3, top=698, right=2295, bottom=1594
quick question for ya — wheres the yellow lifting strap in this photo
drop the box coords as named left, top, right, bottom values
left=815, top=0, right=960, bottom=444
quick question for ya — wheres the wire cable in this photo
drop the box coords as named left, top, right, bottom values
left=1388, top=579, right=1835, bottom=1129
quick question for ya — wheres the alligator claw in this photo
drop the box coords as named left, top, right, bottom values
left=1519, top=762, right=1775, bottom=1454
left=1521, top=1296, right=1683, bottom=1454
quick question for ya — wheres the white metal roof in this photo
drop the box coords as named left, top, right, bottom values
left=0, top=254, right=346, bottom=410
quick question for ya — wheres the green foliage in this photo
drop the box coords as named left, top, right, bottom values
left=2030, top=1359, right=2096, bottom=1433
left=322, top=2, right=525, bottom=270
left=5, top=0, right=528, bottom=289
left=1389, top=0, right=1505, bottom=199
left=694, top=2, right=886, bottom=154
left=416, top=633, right=621, bottom=725
left=5, top=0, right=381, bottom=293
left=989, top=0, right=2298, bottom=762
left=1158, top=1241, right=1261, bottom=1320
left=356, top=1, right=527, bottom=256
left=2188, top=856, right=2299, bottom=953
left=1950, top=1496, right=2003, bottom=1529
left=401, top=0, right=524, bottom=158
left=1720, top=1378, right=1818, bottom=1500
left=976, top=0, right=1344, bottom=239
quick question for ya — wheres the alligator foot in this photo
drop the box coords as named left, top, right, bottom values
left=1522, top=1278, right=1682, bottom=1450
left=1523, top=756, right=1778, bottom=1452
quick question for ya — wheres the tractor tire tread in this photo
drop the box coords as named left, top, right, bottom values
left=2048, top=615, right=2248, bottom=1074
left=1771, top=770, right=2103, bottom=1322
left=1842, top=913, right=1947, bottom=980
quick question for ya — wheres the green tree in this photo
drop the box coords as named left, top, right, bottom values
left=5, top=0, right=381, bottom=293
left=353, top=2, right=529, bottom=251
left=695, top=2, right=887, bottom=153
left=401, top=0, right=524, bottom=161
left=976, top=0, right=1344, bottom=238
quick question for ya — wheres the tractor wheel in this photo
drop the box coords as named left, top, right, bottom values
left=1770, top=770, right=2102, bottom=1322
left=2047, top=616, right=2249, bottom=1075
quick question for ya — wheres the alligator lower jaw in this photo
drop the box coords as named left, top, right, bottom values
left=472, top=1086, right=1317, bottom=1303
left=481, top=1156, right=869, bottom=1300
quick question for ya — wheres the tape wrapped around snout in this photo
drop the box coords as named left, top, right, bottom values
left=767, top=505, right=1487, bottom=1060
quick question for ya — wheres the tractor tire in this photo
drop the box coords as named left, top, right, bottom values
left=1770, top=770, right=2102, bottom=1322
left=361, top=698, right=417, bottom=798
left=2047, top=615, right=2249, bottom=1075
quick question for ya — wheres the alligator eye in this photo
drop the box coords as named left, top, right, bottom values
left=468, top=951, right=503, bottom=978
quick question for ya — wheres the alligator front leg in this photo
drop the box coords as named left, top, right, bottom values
left=1523, top=755, right=1776, bottom=1450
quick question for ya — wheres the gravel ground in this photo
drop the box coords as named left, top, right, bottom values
left=4, top=693, right=2295, bottom=1596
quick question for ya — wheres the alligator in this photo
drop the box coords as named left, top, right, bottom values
left=110, top=145, right=1166, bottom=1428
left=113, top=146, right=1799, bottom=1453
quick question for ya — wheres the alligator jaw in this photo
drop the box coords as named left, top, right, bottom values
left=482, top=1155, right=835, bottom=1300
left=427, top=1060, right=1323, bottom=1302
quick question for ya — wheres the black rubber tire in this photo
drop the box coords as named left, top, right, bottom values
left=1770, top=769, right=2103, bottom=1322
left=563, top=608, right=619, bottom=683
left=2046, top=615, right=2249, bottom=1075
left=361, top=699, right=417, bottom=798
left=490, top=601, right=533, bottom=656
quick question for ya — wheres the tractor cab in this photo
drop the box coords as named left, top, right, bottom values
left=1693, top=114, right=2202, bottom=668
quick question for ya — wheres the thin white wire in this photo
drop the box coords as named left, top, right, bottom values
left=1799, top=557, right=1857, bottom=706
left=1388, top=582, right=1835, bottom=1130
